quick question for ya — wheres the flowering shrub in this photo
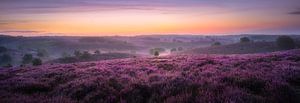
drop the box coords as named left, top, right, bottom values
left=0, top=49, right=300, bottom=103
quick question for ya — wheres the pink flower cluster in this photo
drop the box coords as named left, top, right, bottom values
left=0, top=50, right=299, bottom=103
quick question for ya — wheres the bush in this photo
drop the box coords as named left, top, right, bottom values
left=212, top=42, right=221, bottom=46
left=22, top=54, right=33, bottom=64
left=240, top=37, right=251, bottom=43
left=276, top=36, right=295, bottom=50
left=32, top=58, right=42, bottom=66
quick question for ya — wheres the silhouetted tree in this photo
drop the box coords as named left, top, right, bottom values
left=0, top=46, right=7, bottom=53
left=212, top=42, right=221, bottom=46
left=170, top=48, right=177, bottom=52
left=32, top=58, right=42, bottom=66
left=0, top=54, right=12, bottom=64
left=94, top=50, right=101, bottom=55
left=240, top=37, right=251, bottom=43
left=22, top=54, right=33, bottom=64
left=3, top=63, right=12, bottom=68
left=62, top=52, right=71, bottom=58
left=178, top=47, right=183, bottom=51
left=74, top=50, right=82, bottom=57
left=154, top=51, right=159, bottom=56
left=37, top=49, right=48, bottom=57
left=276, top=36, right=295, bottom=50
left=150, top=48, right=165, bottom=55
left=80, top=51, right=91, bottom=60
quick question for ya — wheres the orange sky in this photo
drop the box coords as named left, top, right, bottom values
left=0, top=0, right=300, bottom=36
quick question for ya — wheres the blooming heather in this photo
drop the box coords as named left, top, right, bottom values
left=0, top=50, right=300, bottom=103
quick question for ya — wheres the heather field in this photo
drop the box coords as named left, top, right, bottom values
left=0, top=49, right=299, bottom=103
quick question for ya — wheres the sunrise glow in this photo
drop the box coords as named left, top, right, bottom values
left=1, top=0, right=300, bottom=36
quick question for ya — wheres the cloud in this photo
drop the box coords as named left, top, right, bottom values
left=288, top=9, right=300, bottom=15
left=0, top=0, right=228, bottom=14
left=0, top=30, right=43, bottom=34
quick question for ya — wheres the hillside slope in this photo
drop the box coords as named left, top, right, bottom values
left=0, top=50, right=300, bottom=103
left=187, top=42, right=281, bottom=54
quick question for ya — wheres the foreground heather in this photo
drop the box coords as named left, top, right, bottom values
left=0, top=50, right=300, bottom=103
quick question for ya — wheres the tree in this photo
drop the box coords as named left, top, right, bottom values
left=178, top=47, right=183, bottom=51
left=0, top=54, right=12, bottom=64
left=170, top=48, right=177, bottom=52
left=2, top=63, right=12, bottom=68
left=240, top=37, right=251, bottom=43
left=74, top=50, right=82, bottom=57
left=154, top=51, right=159, bottom=56
left=37, top=49, right=48, bottom=57
left=150, top=48, right=165, bottom=55
left=0, top=46, right=7, bottom=53
left=94, top=50, right=101, bottom=55
left=80, top=51, right=91, bottom=60
left=276, top=36, right=295, bottom=50
left=22, top=54, right=33, bottom=64
left=212, top=42, right=221, bottom=46
left=32, top=58, right=42, bottom=66
left=62, top=52, right=71, bottom=58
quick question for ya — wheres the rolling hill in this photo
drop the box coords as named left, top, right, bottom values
left=0, top=49, right=299, bottom=103
left=186, top=42, right=282, bottom=54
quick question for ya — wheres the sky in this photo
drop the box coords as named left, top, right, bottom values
left=0, top=0, right=300, bottom=36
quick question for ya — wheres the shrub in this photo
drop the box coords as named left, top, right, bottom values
left=22, top=54, right=33, bottom=64
left=32, top=58, right=42, bottom=66
left=276, top=36, right=295, bottom=50
left=240, top=37, right=251, bottom=43
left=212, top=42, right=221, bottom=46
